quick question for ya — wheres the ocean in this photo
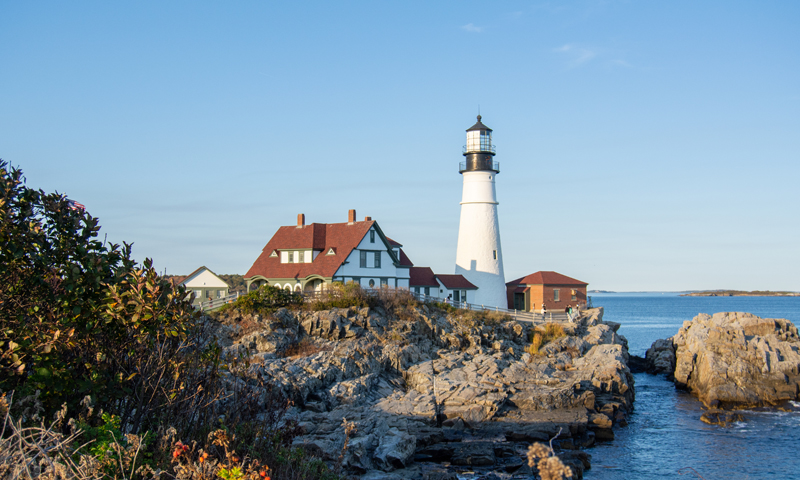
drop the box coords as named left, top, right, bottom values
left=584, top=293, right=800, bottom=480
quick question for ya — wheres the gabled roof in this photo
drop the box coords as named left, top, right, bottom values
left=386, top=237, right=403, bottom=247
left=409, top=267, right=439, bottom=287
left=179, top=266, right=229, bottom=287
left=397, top=249, right=414, bottom=267
left=436, top=274, right=478, bottom=290
left=506, top=271, right=588, bottom=287
left=245, top=220, right=400, bottom=280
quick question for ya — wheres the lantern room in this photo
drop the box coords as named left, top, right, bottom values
left=460, top=115, right=499, bottom=173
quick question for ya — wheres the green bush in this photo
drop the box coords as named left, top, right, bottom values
left=0, top=161, right=340, bottom=479
left=217, top=284, right=303, bottom=315
left=0, top=160, right=200, bottom=418
left=307, top=282, right=376, bottom=311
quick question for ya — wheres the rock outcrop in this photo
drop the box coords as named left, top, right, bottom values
left=646, top=312, right=800, bottom=408
left=212, top=305, right=634, bottom=478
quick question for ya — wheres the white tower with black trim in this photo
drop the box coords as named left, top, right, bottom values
left=454, top=115, right=507, bottom=308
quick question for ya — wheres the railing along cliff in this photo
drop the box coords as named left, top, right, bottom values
left=198, top=291, right=244, bottom=311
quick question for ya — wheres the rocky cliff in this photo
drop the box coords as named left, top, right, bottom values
left=646, top=312, right=800, bottom=409
left=211, top=305, right=634, bottom=479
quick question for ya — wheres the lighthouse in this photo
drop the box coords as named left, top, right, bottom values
left=454, top=115, right=507, bottom=308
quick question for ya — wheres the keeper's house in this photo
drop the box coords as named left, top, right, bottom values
left=506, top=271, right=588, bottom=312
left=244, top=210, right=413, bottom=293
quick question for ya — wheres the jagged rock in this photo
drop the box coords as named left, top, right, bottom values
left=220, top=306, right=632, bottom=478
left=700, top=410, right=746, bottom=426
left=373, top=428, right=417, bottom=471
left=651, top=312, right=800, bottom=408
left=644, top=338, right=676, bottom=375
left=449, top=442, right=496, bottom=466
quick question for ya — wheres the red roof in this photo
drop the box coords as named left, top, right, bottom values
left=245, top=221, right=376, bottom=280
left=409, top=267, right=439, bottom=287
left=506, top=271, right=588, bottom=287
left=386, top=237, right=403, bottom=247
left=436, top=274, right=477, bottom=290
left=397, top=249, right=414, bottom=267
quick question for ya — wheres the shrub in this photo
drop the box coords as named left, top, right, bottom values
left=219, top=285, right=303, bottom=316
left=0, top=160, right=198, bottom=417
left=526, top=323, right=566, bottom=356
left=278, top=337, right=330, bottom=358
left=0, top=161, right=340, bottom=479
left=306, top=282, right=376, bottom=311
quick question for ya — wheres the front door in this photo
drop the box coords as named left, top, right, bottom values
left=514, top=293, right=525, bottom=311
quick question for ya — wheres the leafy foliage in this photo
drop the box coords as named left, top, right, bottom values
left=218, top=284, right=304, bottom=315
left=306, top=282, right=376, bottom=311
left=0, top=161, right=340, bottom=479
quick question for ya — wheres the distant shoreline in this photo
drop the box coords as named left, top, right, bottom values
left=588, top=290, right=799, bottom=297
left=680, top=290, right=800, bottom=297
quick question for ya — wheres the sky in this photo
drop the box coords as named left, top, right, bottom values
left=1, top=1, right=798, bottom=292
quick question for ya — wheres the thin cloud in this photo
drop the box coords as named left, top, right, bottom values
left=554, top=43, right=598, bottom=67
left=461, top=23, right=484, bottom=33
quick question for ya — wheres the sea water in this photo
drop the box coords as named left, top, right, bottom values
left=585, top=293, right=800, bottom=480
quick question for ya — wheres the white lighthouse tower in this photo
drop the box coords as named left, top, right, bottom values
left=455, top=115, right=507, bottom=308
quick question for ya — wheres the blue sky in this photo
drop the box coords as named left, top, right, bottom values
left=2, top=1, right=798, bottom=291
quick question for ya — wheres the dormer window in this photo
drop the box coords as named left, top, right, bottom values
left=326, top=248, right=335, bottom=255
left=269, top=250, right=278, bottom=257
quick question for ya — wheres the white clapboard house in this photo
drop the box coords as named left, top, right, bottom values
left=244, top=210, right=413, bottom=292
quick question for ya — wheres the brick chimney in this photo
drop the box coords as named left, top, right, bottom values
left=364, top=216, right=372, bottom=221
left=297, top=213, right=305, bottom=228
left=348, top=209, right=356, bottom=224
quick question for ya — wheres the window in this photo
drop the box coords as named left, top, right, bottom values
left=374, top=251, right=381, bottom=268
left=453, top=290, right=460, bottom=302
left=424, top=287, right=430, bottom=295
left=369, top=279, right=375, bottom=288
left=360, top=250, right=367, bottom=268
left=493, top=250, right=497, bottom=260
left=553, top=289, right=560, bottom=302
left=380, top=278, right=388, bottom=287
left=288, top=251, right=294, bottom=263
left=461, top=290, right=467, bottom=302
left=370, top=230, right=375, bottom=243
left=217, top=290, right=224, bottom=298
left=269, top=250, right=278, bottom=257
left=414, top=287, right=420, bottom=294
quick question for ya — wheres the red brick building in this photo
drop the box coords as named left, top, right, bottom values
left=506, top=271, right=588, bottom=312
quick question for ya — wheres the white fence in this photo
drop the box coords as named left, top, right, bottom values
left=198, top=291, right=244, bottom=311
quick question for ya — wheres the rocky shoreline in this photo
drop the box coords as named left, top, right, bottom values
left=210, top=305, right=634, bottom=479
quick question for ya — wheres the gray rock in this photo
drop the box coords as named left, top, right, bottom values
left=663, top=312, right=800, bottom=407
left=373, top=428, right=417, bottom=471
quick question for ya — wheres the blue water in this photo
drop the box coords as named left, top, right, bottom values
left=584, top=293, right=800, bottom=480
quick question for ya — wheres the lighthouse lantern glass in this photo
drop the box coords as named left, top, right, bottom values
left=466, top=130, right=492, bottom=152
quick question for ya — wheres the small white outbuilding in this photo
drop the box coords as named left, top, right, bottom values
left=178, top=266, right=229, bottom=307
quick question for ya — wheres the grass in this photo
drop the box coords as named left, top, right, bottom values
left=525, top=323, right=566, bottom=355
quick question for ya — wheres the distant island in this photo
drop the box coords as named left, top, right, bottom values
left=681, top=290, right=800, bottom=297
